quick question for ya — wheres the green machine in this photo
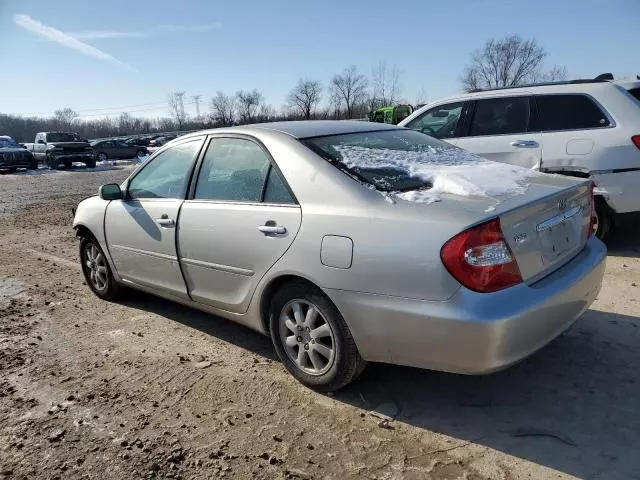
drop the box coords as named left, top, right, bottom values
left=369, top=104, right=415, bottom=125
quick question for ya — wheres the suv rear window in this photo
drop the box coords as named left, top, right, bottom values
left=302, top=129, right=472, bottom=192
left=536, top=94, right=610, bottom=131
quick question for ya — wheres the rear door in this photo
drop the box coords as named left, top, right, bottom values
left=177, top=135, right=302, bottom=313
left=104, top=138, right=203, bottom=299
left=456, top=96, right=543, bottom=169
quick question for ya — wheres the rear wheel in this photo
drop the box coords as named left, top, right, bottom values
left=136, top=150, right=146, bottom=160
left=80, top=236, right=120, bottom=300
left=27, top=157, right=38, bottom=170
left=269, top=281, right=365, bottom=392
left=85, top=158, right=96, bottom=169
left=594, top=197, right=612, bottom=242
left=97, top=152, right=108, bottom=162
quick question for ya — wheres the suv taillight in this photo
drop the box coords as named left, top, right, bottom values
left=587, top=181, right=596, bottom=238
left=440, top=219, right=522, bottom=293
left=632, top=135, right=640, bottom=150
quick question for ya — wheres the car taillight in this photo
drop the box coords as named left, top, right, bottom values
left=440, top=218, right=522, bottom=293
left=587, top=181, right=596, bottom=238
left=632, top=135, right=640, bottom=150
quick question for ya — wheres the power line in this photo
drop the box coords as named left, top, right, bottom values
left=192, top=95, right=202, bottom=119
left=76, top=101, right=197, bottom=118
left=20, top=100, right=170, bottom=117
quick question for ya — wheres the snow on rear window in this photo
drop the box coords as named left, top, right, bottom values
left=304, top=129, right=536, bottom=204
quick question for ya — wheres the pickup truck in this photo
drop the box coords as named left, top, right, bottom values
left=26, top=132, right=95, bottom=169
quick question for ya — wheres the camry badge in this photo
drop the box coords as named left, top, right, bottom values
left=513, top=232, right=528, bottom=244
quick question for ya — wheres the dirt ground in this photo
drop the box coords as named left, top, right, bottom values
left=0, top=165, right=638, bottom=480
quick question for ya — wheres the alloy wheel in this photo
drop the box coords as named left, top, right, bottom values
left=84, top=243, right=108, bottom=292
left=278, top=299, right=336, bottom=376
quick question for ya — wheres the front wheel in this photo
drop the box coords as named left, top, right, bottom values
left=85, top=158, right=96, bottom=168
left=80, top=236, right=120, bottom=300
left=269, top=281, right=365, bottom=392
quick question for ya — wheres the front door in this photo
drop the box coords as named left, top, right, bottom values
left=455, top=96, right=542, bottom=169
left=104, top=138, right=203, bottom=299
left=177, top=136, right=302, bottom=313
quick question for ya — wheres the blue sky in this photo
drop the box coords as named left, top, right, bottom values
left=0, top=0, right=638, bottom=119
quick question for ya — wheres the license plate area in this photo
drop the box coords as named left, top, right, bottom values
left=536, top=206, right=582, bottom=263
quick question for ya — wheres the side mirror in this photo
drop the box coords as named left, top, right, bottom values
left=99, top=183, right=122, bottom=201
left=37, top=139, right=45, bottom=144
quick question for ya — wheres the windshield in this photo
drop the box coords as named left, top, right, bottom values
left=302, top=129, right=467, bottom=192
left=47, top=132, right=80, bottom=142
left=0, top=137, right=18, bottom=148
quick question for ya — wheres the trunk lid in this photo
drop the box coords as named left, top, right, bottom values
left=492, top=179, right=592, bottom=282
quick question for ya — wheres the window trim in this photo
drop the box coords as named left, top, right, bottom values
left=123, top=136, right=205, bottom=202
left=186, top=133, right=299, bottom=207
left=532, top=92, right=616, bottom=133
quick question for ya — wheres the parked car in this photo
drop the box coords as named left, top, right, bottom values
left=0, top=135, right=37, bottom=172
left=26, top=132, right=94, bottom=169
left=91, top=139, right=148, bottom=162
left=124, top=137, right=152, bottom=148
left=73, top=121, right=605, bottom=391
left=369, top=104, right=415, bottom=124
left=400, top=76, right=640, bottom=241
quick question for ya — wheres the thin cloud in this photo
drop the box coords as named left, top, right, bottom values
left=68, top=30, right=149, bottom=40
left=13, top=14, right=132, bottom=69
left=67, top=22, right=222, bottom=40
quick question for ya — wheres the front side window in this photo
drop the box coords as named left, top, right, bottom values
left=536, top=94, right=610, bottom=131
left=128, top=140, right=201, bottom=199
left=405, top=102, right=463, bottom=139
left=469, top=97, right=530, bottom=136
left=194, top=138, right=271, bottom=202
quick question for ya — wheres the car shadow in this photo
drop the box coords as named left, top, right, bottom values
left=607, top=217, right=640, bottom=258
left=119, top=291, right=639, bottom=479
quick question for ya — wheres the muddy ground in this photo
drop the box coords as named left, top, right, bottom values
left=0, top=165, right=638, bottom=480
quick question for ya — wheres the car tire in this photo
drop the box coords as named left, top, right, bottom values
left=80, top=236, right=121, bottom=300
left=97, top=152, right=108, bottom=162
left=269, top=281, right=366, bottom=392
left=136, top=150, right=146, bottom=159
left=47, top=156, right=58, bottom=169
left=27, top=158, right=38, bottom=170
left=594, top=197, right=612, bottom=242
left=85, top=158, right=96, bottom=169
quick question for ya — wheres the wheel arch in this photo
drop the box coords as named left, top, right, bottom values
left=258, top=274, right=327, bottom=334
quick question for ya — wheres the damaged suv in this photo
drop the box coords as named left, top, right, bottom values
left=400, top=76, right=640, bottom=240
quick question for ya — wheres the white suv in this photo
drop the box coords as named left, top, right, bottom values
left=400, top=78, right=640, bottom=240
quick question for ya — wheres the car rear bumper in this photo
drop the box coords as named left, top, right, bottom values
left=593, top=170, right=640, bottom=214
left=326, top=236, right=606, bottom=374
left=50, top=153, right=93, bottom=162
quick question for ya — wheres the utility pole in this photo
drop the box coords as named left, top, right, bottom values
left=192, top=94, right=202, bottom=121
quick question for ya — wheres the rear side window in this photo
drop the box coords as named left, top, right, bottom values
left=263, top=168, right=295, bottom=204
left=195, top=138, right=270, bottom=202
left=536, top=94, right=610, bottom=131
left=469, top=97, right=530, bottom=136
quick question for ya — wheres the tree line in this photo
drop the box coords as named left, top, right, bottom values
left=1, top=35, right=566, bottom=142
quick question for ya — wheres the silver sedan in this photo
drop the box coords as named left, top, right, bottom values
left=73, top=121, right=606, bottom=391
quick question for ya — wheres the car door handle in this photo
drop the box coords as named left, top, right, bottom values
left=156, top=216, right=175, bottom=227
left=511, top=140, right=539, bottom=148
left=258, top=225, right=286, bottom=235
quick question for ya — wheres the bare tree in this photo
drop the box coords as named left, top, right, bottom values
left=168, top=92, right=187, bottom=129
left=371, top=61, right=401, bottom=108
left=235, top=89, right=264, bottom=124
left=330, top=66, right=369, bottom=119
left=287, top=79, right=322, bottom=120
left=210, top=92, right=236, bottom=126
left=461, top=35, right=567, bottom=92
left=53, top=108, right=78, bottom=129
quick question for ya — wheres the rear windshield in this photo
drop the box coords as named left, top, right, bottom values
left=302, top=129, right=468, bottom=192
left=628, top=88, right=640, bottom=102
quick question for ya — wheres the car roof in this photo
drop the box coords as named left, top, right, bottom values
left=180, top=120, right=402, bottom=141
